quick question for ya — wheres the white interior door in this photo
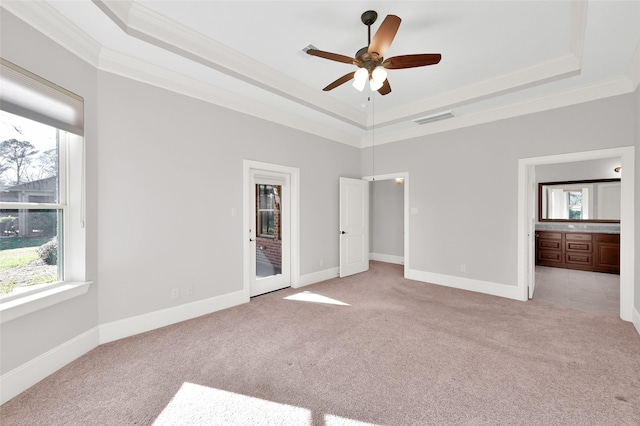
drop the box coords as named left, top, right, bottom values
left=527, top=165, right=536, bottom=299
left=339, top=177, right=369, bottom=277
left=250, top=171, right=291, bottom=297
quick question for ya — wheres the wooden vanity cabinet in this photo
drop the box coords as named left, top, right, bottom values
left=536, top=232, right=563, bottom=265
left=564, top=233, right=593, bottom=268
left=536, top=231, right=619, bottom=274
left=594, top=234, right=621, bottom=274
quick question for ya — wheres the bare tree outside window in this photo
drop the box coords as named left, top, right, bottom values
left=0, top=111, right=61, bottom=294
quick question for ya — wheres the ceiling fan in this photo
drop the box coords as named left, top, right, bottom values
left=307, top=10, right=442, bottom=96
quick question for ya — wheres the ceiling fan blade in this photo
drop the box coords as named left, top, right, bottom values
left=377, top=79, right=391, bottom=96
left=368, top=15, right=401, bottom=57
left=323, top=72, right=355, bottom=91
left=383, top=54, right=442, bottom=69
left=306, top=49, right=355, bottom=64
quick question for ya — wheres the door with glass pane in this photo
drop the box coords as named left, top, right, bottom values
left=250, top=171, right=290, bottom=297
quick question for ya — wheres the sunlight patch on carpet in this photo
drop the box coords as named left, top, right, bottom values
left=325, top=414, right=378, bottom=425
left=284, top=291, right=350, bottom=306
left=154, top=382, right=310, bottom=425
left=154, top=382, right=376, bottom=425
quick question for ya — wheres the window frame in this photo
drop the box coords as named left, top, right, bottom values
left=0, top=60, right=90, bottom=324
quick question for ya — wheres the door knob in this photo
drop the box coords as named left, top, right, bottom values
left=341, top=231, right=347, bottom=234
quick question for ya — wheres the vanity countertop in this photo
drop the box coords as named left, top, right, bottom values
left=535, top=224, right=620, bottom=234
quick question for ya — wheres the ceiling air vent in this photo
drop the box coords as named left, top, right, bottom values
left=414, top=111, right=455, bottom=125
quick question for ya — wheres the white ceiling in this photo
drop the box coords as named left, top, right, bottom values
left=4, top=1, right=640, bottom=148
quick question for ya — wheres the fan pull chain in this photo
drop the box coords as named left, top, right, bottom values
left=371, top=94, right=375, bottom=181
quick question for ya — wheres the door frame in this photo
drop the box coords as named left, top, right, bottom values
left=362, top=172, right=410, bottom=277
left=517, top=147, right=634, bottom=321
left=243, top=160, right=300, bottom=300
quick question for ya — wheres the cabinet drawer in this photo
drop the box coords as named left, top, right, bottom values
left=538, top=240, right=561, bottom=250
left=538, top=250, right=562, bottom=263
left=537, top=232, right=562, bottom=240
left=566, top=241, right=592, bottom=252
left=566, top=233, right=592, bottom=241
left=596, top=233, right=619, bottom=244
left=565, top=252, right=592, bottom=265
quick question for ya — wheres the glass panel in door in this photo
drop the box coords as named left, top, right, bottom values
left=255, top=184, right=282, bottom=278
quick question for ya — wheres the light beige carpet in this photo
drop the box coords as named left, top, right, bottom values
left=2, top=261, right=639, bottom=425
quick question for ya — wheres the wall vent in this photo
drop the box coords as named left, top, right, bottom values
left=413, top=111, right=455, bottom=125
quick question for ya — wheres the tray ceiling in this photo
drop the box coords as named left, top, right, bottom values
left=3, top=1, right=639, bottom=147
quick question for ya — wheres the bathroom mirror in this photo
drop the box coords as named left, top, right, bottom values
left=538, top=178, right=621, bottom=222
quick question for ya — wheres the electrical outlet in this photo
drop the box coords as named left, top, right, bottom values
left=186, top=285, right=194, bottom=296
left=460, top=264, right=467, bottom=272
left=319, top=259, right=324, bottom=267
left=171, top=288, right=179, bottom=299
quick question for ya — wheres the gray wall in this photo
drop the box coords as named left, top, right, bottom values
left=0, top=11, right=100, bottom=374
left=96, top=72, right=360, bottom=324
left=1, top=10, right=360, bottom=372
left=361, top=94, right=636, bottom=287
left=536, top=158, right=621, bottom=182
left=2, top=6, right=639, bottom=383
left=370, top=180, right=404, bottom=257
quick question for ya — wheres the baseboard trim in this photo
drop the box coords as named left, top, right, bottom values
left=632, top=306, right=640, bottom=336
left=0, top=326, right=99, bottom=405
left=369, top=253, right=404, bottom=265
left=406, top=268, right=524, bottom=301
left=297, top=267, right=339, bottom=288
left=99, top=290, right=248, bottom=344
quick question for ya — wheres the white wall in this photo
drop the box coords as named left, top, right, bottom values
left=370, top=180, right=404, bottom=258
left=635, top=85, right=640, bottom=317
left=362, top=94, right=636, bottom=289
left=0, top=10, right=100, bottom=375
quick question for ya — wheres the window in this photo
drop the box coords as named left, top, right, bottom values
left=256, top=184, right=281, bottom=238
left=0, top=58, right=87, bottom=315
left=566, top=190, right=583, bottom=220
left=1, top=111, right=64, bottom=294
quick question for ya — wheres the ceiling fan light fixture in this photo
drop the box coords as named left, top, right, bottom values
left=372, top=66, right=387, bottom=84
left=369, top=77, right=384, bottom=91
left=353, top=68, right=368, bottom=91
left=369, top=66, right=387, bottom=91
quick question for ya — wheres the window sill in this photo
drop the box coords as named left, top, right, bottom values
left=0, top=281, right=92, bottom=324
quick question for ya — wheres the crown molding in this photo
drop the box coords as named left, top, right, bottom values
left=98, top=48, right=361, bottom=148
left=571, top=0, right=588, bottom=66
left=92, top=0, right=367, bottom=130
left=368, top=76, right=636, bottom=146
left=372, top=1, right=589, bottom=129
left=4, top=0, right=636, bottom=151
left=1, top=1, right=101, bottom=67
left=372, top=54, right=581, bottom=129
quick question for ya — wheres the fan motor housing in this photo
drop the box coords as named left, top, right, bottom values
left=355, top=47, right=383, bottom=71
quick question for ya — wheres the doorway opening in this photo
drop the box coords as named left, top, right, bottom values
left=518, top=147, right=635, bottom=321
left=362, top=172, right=410, bottom=278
